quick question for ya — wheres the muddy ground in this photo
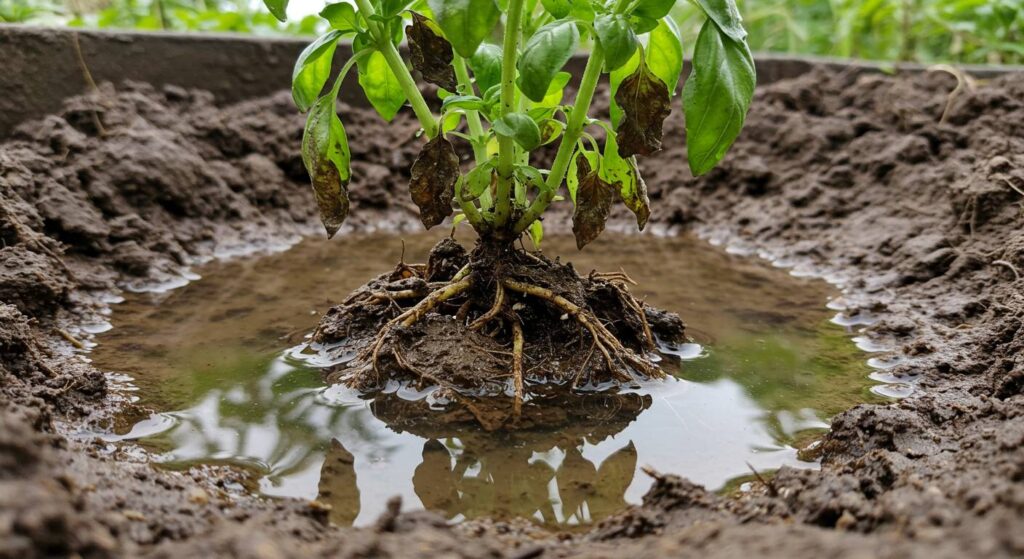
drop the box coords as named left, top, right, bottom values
left=1, top=63, right=1023, bottom=558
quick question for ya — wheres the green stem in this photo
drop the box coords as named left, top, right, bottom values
left=493, top=0, right=526, bottom=229
left=354, top=0, right=438, bottom=137
left=513, top=43, right=605, bottom=233
left=453, top=56, right=488, bottom=164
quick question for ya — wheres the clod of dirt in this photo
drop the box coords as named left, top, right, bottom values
left=313, top=238, right=686, bottom=430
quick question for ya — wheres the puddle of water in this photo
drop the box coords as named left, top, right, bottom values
left=88, top=233, right=881, bottom=528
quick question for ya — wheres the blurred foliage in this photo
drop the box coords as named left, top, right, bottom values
left=2, top=0, right=1021, bottom=64
left=673, top=0, right=1023, bottom=64
left=0, top=0, right=322, bottom=35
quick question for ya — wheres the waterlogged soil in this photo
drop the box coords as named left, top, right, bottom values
left=1, top=62, right=1023, bottom=558
left=86, top=232, right=875, bottom=527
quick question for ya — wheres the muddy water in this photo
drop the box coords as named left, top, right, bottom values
left=90, top=233, right=879, bottom=528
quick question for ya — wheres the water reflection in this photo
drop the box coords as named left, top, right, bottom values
left=88, top=233, right=878, bottom=527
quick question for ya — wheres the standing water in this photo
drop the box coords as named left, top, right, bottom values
left=89, top=233, right=880, bottom=527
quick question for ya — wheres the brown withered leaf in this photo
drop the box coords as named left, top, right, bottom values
left=572, top=153, right=616, bottom=249
left=615, top=60, right=672, bottom=158
left=626, top=166, right=651, bottom=230
left=409, top=135, right=459, bottom=229
left=406, top=13, right=458, bottom=92
left=302, top=95, right=351, bottom=239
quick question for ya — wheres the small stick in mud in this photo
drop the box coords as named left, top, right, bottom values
left=511, top=316, right=525, bottom=416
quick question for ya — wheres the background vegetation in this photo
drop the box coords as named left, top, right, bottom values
left=1, top=0, right=1021, bottom=64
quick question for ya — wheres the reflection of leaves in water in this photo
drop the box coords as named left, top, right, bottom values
left=679, top=325, right=875, bottom=434
left=318, top=439, right=360, bottom=525
left=412, top=438, right=637, bottom=525
left=558, top=442, right=636, bottom=522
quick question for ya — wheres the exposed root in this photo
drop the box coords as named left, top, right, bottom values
left=511, top=316, right=524, bottom=417
left=501, top=279, right=662, bottom=380
left=317, top=240, right=683, bottom=424
left=364, top=278, right=472, bottom=376
left=469, top=282, right=505, bottom=331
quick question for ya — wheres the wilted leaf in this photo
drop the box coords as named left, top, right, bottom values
left=567, top=149, right=598, bottom=203
left=683, top=19, right=755, bottom=175
left=409, top=136, right=460, bottom=228
left=572, top=154, right=615, bottom=249
left=302, top=91, right=351, bottom=238
left=406, top=12, right=458, bottom=92
left=615, top=57, right=671, bottom=157
left=603, top=135, right=650, bottom=230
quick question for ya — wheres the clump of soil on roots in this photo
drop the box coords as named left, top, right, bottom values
left=313, top=238, right=686, bottom=430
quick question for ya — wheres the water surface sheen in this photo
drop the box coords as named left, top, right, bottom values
left=93, top=233, right=877, bottom=528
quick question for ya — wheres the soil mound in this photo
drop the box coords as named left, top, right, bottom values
left=0, top=65, right=1022, bottom=558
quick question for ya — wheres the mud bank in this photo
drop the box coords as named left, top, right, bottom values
left=1, top=63, right=1023, bottom=557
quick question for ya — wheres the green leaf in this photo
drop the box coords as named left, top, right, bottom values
left=568, top=0, right=595, bottom=22
left=492, top=113, right=542, bottom=151
left=647, top=18, right=683, bottom=94
left=302, top=87, right=351, bottom=238
left=693, top=0, right=746, bottom=41
left=469, top=43, right=503, bottom=93
left=320, top=2, right=359, bottom=31
left=461, top=160, right=495, bottom=200
left=409, top=136, right=460, bottom=228
left=528, top=219, right=544, bottom=248
left=629, top=15, right=658, bottom=34
left=615, top=55, right=671, bottom=157
left=632, top=0, right=674, bottom=20
left=292, top=30, right=342, bottom=113
left=406, top=12, right=458, bottom=91
left=540, top=0, right=570, bottom=18
left=594, top=14, right=637, bottom=72
left=683, top=19, right=755, bottom=175
left=538, top=71, right=570, bottom=107
left=381, top=0, right=412, bottom=17
left=602, top=135, right=650, bottom=230
left=263, top=0, right=288, bottom=22
left=442, top=95, right=487, bottom=112
left=517, top=20, right=580, bottom=102
left=358, top=49, right=407, bottom=121
left=427, top=0, right=501, bottom=58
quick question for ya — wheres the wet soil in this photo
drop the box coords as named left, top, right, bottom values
left=1, top=66, right=1023, bottom=558
left=84, top=232, right=869, bottom=528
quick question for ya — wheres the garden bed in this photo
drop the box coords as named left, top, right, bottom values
left=1, top=26, right=1023, bottom=558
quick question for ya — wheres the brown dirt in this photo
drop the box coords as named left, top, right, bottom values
left=311, top=236, right=685, bottom=430
left=1, top=65, right=1023, bottom=558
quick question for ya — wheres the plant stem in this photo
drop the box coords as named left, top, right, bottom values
left=493, top=0, right=526, bottom=229
left=353, top=0, right=438, bottom=137
left=452, top=56, right=488, bottom=164
left=513, top=43, right=605, bottom=233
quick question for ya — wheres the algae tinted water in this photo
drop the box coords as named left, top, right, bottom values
left=90, top=233, right=879, bottom=527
